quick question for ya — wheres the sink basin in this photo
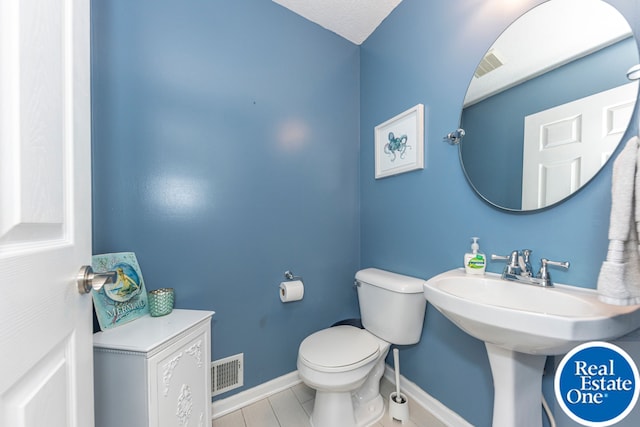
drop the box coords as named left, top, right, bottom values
left=423, top=268, right=640, bottom=427
left=423, top=268, right=640, bottom=355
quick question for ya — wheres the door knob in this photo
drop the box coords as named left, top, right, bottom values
left=77, top=265, right=117, bottom=294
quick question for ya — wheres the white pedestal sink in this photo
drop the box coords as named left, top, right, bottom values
left=423, top=268, right=640, bottom=427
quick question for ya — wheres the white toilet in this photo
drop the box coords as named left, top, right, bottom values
left=297, top=268, right=427, bottom=427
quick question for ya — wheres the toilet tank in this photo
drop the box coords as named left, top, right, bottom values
left=355, top=268, right=427, bottom=345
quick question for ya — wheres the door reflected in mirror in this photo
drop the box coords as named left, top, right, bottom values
left=459, top=0, right=639, bottom=211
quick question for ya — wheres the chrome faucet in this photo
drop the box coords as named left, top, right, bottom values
left=493, top=250, right=521, bottom=276
left=491, top=249, right=570, bottom=287
left=537, top=258, right=570, bottom=287
left=520, top=249, right=533, bottom=277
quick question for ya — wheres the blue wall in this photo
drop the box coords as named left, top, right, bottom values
left=91, top=0, right=361, bottom=394
left=360, top=0, right=640, bottom=425
left=462, top=38, right=636, bottom=210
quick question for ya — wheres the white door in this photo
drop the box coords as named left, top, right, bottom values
left=0, top=1, right=93, bottom=426
left=522, top=82, right=637, bottom=210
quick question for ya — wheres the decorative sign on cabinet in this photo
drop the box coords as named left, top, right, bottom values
left=93, top=309, right=215, bottom=427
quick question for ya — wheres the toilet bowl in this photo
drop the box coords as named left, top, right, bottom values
left=298, top=325, right=391, bottom=427
left=297, top=268, right=427, bottom=427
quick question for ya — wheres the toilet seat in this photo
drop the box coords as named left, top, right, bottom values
left=299, top=325, right=380, bottom=373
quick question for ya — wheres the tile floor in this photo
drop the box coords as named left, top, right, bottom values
left=212, top=377, right=447, bottom=427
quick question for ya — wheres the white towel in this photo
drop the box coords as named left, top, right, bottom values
left=597, top=136, right=640, bottom=305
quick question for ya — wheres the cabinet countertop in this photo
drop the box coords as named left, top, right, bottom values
left=93, top=309, right=214, bottom=354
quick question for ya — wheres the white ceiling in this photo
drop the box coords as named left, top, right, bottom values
left=273, top=0, right=634, bottom=103
left=272, top=0, right=402, bottom=45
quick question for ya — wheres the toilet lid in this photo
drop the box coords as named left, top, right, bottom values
left=299, top=326, right=380, bottom=371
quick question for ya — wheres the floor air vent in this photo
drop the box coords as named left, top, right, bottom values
left=211, top=353, right=243, bottom=396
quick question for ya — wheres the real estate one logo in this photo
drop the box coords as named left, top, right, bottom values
left=555, top=341, right=639, bottom=426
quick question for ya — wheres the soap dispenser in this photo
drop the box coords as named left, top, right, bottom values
left=464, top=237, right=486, bottom=274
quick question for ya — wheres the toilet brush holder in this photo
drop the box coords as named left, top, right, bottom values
left=389, top=391, right=409, bottom=422
left=390, top=348, right=409, bottom=422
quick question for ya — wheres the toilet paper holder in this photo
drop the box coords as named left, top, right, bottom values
left=284, top=270, right=303, bottom=281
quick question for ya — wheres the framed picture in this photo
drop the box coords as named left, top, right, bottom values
left=374, top=104, right=425, bottom=179
left=92, top=252, right=149, bottom=330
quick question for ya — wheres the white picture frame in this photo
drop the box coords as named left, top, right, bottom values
left=374, top=104, right=425, bottom=179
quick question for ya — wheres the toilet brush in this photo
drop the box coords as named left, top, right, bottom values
left=389, top=348, right=409, bottom=422
left=394, top=348, right=402, bottom=402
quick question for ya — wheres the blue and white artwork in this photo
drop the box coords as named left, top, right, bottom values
left=384, top=132, right=410, bottom=161
left=374, top=104, right=425, bottom=179
left=92, top=252, right=149, bottom=330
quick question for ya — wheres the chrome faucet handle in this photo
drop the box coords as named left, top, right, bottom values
left=491, top=250, right=522, bottom=276
left=536, top=258, right=570, bottom=287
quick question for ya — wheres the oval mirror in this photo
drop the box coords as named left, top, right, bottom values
left=459, top=0, right=639, bottom=211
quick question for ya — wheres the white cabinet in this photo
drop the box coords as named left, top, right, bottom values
left=93, top=309, right=214, bottom=427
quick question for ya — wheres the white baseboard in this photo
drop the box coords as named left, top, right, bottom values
left=383, top=365, right=473, bottom=427
left=212, top=371, right=302, bottom=419
left=212, top=366, right=471, bottom=427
